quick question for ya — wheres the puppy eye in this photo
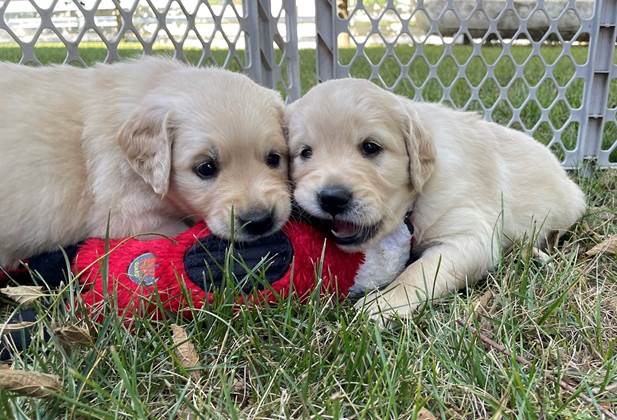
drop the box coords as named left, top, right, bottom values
left=300, top=146, right=313, bottom=160
left=193, top=159, right=218, bottom=179
left=266, top=152, right=281, bottom=168
left=360, top=139, right=382, bottom=157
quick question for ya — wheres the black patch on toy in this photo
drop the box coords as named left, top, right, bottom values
left=25, top=245, right=80, bottom=288
left=3, top=245, right=80, bottom=288
left=184, top=231, right=293, bottom=293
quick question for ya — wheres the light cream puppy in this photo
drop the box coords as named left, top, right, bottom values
left=0, top=57, right=291, bottom=268
left=286, top=79, right=586, bottom=324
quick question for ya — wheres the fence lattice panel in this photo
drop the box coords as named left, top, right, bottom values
left=1, top=0, right=616, bottom=166
left=316, top=0, right=616, bottom=168
left=0, top=0, right=300, bottom=100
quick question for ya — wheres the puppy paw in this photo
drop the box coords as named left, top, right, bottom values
left=353, top=289, right=418, bottom=328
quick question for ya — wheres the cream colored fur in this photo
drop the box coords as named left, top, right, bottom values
left=0, top=57, right=291, bottom=268
left=286, top=79, right=586, bottom=325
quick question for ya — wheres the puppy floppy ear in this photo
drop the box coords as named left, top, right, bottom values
left=117, top=104, right=174, bottom=196
left=398, top=100, right=435, bottom=193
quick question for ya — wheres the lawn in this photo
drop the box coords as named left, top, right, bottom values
left=1, top=44, right=617, bottom=418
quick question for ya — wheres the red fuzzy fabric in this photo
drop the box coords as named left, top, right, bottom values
left=72, top=221, right=364, bottom=320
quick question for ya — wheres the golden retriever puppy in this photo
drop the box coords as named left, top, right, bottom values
left=0, top=57, right=291, bottom=268
left=286, top=79, right=586, bottom=324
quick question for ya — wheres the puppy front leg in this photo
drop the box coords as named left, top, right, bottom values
left=356, top=232, right=498, bottom=325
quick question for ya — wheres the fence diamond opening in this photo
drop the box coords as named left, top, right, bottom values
left=0, top=0, right=615, bottom=167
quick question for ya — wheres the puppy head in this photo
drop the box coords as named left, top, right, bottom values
left=118, top=68, right=291, bottom=241
left=286, top=79, right=435, bottom=251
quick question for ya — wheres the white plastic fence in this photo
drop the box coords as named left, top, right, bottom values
left=0, top=0, right=301, bottom=100
left=0, top=0, right=615, bottom=167
left=316, top=0, right=616, bottom=168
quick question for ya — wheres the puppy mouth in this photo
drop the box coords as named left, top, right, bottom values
left=241, top=228, right=277, bottom=242
left=329, top=218, right=381, bottom=245
left=291, top=202, right=381, bottom=246
left=236, top=220, right=284, bottom=242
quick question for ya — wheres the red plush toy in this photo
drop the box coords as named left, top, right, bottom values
left=1, top=220, right=412, bottom=321
left=0, top=219, right=412, bottom=360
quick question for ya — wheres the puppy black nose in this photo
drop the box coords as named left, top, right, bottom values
left=318, top=186, right=352, bottom=216
left=238, top=210, right=275, bottom=236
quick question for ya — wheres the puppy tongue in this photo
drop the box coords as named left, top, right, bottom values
left=332, top=220, right=358, bottom=238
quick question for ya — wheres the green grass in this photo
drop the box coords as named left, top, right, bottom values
left=1, top=171, right=616, bottom=418
left=1, top=44, right=617, bottom=418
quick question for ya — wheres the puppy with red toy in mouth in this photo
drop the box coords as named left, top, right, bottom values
left=285, top=78, right=586, bottom=325
left=0, top=57, right=291, bottom=269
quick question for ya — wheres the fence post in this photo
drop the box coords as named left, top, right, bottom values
left=245, top=0, right=300, bottom=101
left=283, top=0, right=301, bottom=101
left=579, top=0, right=617, bottom=171
left=245, top=0, right=275, bottom=88
left=257, top=0, right=275, bottom=88
left=315, top=0, right=338, bottom=83
left=244, top=1, right=263, bottom=83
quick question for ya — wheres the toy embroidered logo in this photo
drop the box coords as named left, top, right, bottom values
left=128, top=253, right=158, bottom=286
